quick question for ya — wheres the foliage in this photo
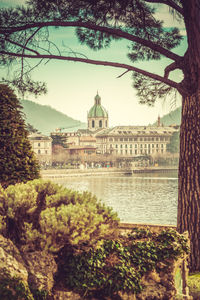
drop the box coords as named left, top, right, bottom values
left=0, top=84, right=40, bottom=188
left=0, top=271, right=33, bottom=300
left=188, top=272, right=200, bottom=298
left=0, top=0, right=186, bottom=99
left=30, top=288, right=49, bottom=300
left=26, top=123, right=40, bottom=134
left=58, top=228, right=189, bottom=298
left=0, top=179, right=119, bottom=252
left=167, top=131, right=180, bottom=153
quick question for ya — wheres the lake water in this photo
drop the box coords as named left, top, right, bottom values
left=52, top=171, right=178, bottom=226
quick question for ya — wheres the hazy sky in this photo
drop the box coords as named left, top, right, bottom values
left=0, top=0, right=186, bottom=126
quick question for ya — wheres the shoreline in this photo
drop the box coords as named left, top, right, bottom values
left=41, top=166, right=178, bottom=178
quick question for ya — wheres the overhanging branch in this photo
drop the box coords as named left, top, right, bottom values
left=144, top=0, right=183, bottom=15
left=1, top=21, right=182, bottom=62
left=1, top=50, right=181, bottom=90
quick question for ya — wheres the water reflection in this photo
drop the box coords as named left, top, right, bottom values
left=52, top=171, right=178, bottom=225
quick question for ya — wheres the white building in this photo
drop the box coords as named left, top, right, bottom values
left=28, top=133, right=52, bottom=164
left=96, top=125, right=177, bottom=156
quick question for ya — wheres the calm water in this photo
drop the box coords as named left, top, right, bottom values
left=52, top=171, right=178, bottom=225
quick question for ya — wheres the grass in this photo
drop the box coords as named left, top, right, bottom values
left=188, top=272, right=200, bottom=299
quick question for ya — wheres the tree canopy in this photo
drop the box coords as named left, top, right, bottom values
left=0, top=0, right=191, bottom=102
left=0, top=84, right=40, bottom=187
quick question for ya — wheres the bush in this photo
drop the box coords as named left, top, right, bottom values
left=0, top=179, right=119, bottom=252
left=0, top=272, right=33, bottom=300
left=58, top=228, right=189, bottom=298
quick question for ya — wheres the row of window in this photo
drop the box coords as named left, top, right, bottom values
left=37, top=149, right=50, bottom=154
left=114, top=149, right=164, bottom=155
left=108, top=136, right=169, bottom=142
left=34, top=142, right=51, bottom=148
left=90, top=120, right=108, bottom=128
left=110, top=143, right=165, bottom=149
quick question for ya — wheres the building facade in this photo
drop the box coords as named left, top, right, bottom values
left=96, top=125, right=177, bottom=156
left=28, top=133, right=52, bottom=164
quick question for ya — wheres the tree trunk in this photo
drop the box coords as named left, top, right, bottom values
left=177, top=91, right=200, bottom=272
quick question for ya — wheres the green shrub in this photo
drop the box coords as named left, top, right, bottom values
left=58, top=228, right=189, bottom=298
left=0, top=272, right=33, bottom=300
left=0, top=179, right=119, bottom=252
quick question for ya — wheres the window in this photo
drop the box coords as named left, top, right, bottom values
left=135, top=144, right=137, bottom=148
left=140, top=138, right=143, bottom=141
left=125, top=144, right=128, bottom=148
left=140, top=144, right=143, bottom=148
left=120, top=138, right=123, bottom=141
left=120, top=144, right=123, bottom=148
left=92, top=120, right=95, bottom=128
left=45, top=150, right=48, bottom=154
left=129, top=138, right=133, bottom=141
left=99, top=120, right=102, bottom=127
left=135, top=150, right=137, bottom=155
left=38, top=143, right=40, bottom=147
left=109, top=138, right=113, bottom=141
left=148, top=144, right=150, bottom=148
left=130, top=150, right=132, bottom=154
left=124, top=138, right=128, bottom=141
left=115, top=144, right=118, bottom=148
left=130, top=144, right=132, bottom=148
left=125, top=150, right=128, bottom=154
left=134, top=138, right=138, bottom=141
left=144, top=144, right=147, bottom=148
left=161, top=144, right=164, bottom=148
left=38, top=150, right=41, bottom=154
left=152, top=144, right=154, bottom=148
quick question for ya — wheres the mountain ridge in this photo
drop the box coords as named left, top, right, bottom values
left=20, top=99, right=86, bottom=135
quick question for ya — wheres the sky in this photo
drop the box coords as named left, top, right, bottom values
left=0, top=0, right=187, bottom=127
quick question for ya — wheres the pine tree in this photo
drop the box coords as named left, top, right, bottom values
left=0, top=84, right=40, bottom=187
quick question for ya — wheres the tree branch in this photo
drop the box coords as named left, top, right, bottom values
left=1, top=21, right=182, bottom=62
left=164, top=61, right=181, bottom=78
left=144, top=0, right=183, bottom=15
left=5, top=38, right=39, bottom=55
left=0, top=50, right=182, bottom=91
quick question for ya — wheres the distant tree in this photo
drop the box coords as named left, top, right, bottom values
left=26, top=123, right=39, bottom=133
left=0, top=0, right=200, bottom=271
left=0, top=84, right=40, bottom=187
left=51, top=133, right=68, bottom=148
left=167, top=131, right=180, bottom=154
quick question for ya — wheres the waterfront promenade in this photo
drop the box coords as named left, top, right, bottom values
left=41, top=166, right=178, bottom=178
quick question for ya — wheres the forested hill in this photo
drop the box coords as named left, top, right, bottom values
left=20, top=99, right=86, bottom=135
left=153, top=107, right=181, bottom=126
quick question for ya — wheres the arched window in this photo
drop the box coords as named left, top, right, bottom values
left=99, top=120, right=102, bottom=127
left=92, top=120, right=95, bottom=128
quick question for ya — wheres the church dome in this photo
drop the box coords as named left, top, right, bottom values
left=88, top=93, right=108, bottom=118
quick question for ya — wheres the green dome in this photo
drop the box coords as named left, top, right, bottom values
left=88, top=93, right=108, bottom=118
